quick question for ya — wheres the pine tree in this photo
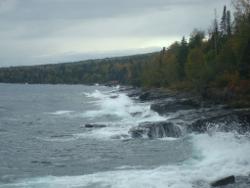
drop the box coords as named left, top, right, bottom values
left=212, top=15, right=219, bottom=54
left=178, top=37, right=188, bottom=79
left=226, top=10, right=232, bottom=35
left=220, top=6, right=227, bottom=35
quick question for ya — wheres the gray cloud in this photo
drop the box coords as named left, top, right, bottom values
left=0, top=0, right=231, bottom=67
left=0, top=0, right=217, bottom=20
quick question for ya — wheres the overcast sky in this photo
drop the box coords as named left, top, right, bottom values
left=0, top=0, right=231, bottom=67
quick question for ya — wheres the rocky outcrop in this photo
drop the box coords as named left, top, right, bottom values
left=126, top=89, right=143, bottom=98
left=139, top=89, right=173, bottom=101
left=129, top=122, right=182, bottom=139
left=211, top=176, right=235, bottom=187
left=150, top=98, right=201, bottom=115
left=188, top=110, right=250, bottom=134
left=202, top=87, right=236, bottom=104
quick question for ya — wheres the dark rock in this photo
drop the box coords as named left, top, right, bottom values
left=188, top=110, right=250, bottom=134
left=118, top=86, right=136, bottom=92
left=234, top=175, right=250, bottom=187
left=202, top=87, right=236, bottom=104
left=129, top=122, right=182, bottom=139
left=139, top=89, right=173, bottom=101
left=104, top=81, right=119, bottom=87
left=84, top=124, right=106, bottom=128
left=150, top=99, right=201, bottom=115
left=139, top=92, right=151, bottom=101
left=211, top=176, right=235, bottom=187
left=110, top=95, right=119, bottom=99
left=126, top=89, right=143, bottom=98
left=130, top=112, right=142, bottom=117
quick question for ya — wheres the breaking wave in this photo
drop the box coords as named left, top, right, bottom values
left=2, top=132, right=250, bottom=188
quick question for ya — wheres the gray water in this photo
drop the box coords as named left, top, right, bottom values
left=0, top=84, right=250, bottom=188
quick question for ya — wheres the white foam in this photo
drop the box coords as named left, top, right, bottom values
left=191, top=132, right=250, bottom=180
left=80, top=89, right=166, bottom=139
left=159, top=137, right=179, bottom=141
left=48, top=110, right=74, bottom=115
left=4, top=132, right=250, bottom=188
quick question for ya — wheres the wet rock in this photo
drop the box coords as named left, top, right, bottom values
left=202, top=87, right=236, bottom=104
left=211, top=175, right=235, bottom=187
left=139, top=92, right=151, bottom=101
left=137, top=88, right=177, bottom=101
left=150, top=98, right=200, bottom=115
left=188, top=110, right=250, bottom=134
left=126, top=88, right=143, bottom=98
left=84, top=124, right=106, bottom=128
left=129, top=122, right=182, bottom=139
left=118, top=86, right=136, bottom=92
left=130, top=112, right=142, bottom=117
left=110, top=95, right=119, bottom=99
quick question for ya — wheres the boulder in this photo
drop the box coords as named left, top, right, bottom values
left=211, top=176, right=235, bottom=187
left=84, top=124, right=106, bottom=128
left=129, top=122, right=182, bottom=139
left=110, top=95, right=119, bottom=99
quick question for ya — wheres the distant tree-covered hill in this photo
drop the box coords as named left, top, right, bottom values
left=0, top=53, right=157, bottom=86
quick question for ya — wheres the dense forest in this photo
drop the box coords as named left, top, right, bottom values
left=0, top=53, right=155, bottom=85
left=0, top=0, right=249, bottom=106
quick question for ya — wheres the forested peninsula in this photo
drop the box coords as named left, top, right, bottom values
left=0, top=1, right=250, bottom=107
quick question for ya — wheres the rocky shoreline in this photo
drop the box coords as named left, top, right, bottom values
left=121, top=86, right=250, bottom=131
left=119, top=86, right=250, bottom=188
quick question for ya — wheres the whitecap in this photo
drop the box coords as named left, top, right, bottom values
left=79, top=89, right=167, bottom=139
left=47, top=110, right=74, bottom=115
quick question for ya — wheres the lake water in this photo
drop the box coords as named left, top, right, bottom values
left=0, top=84, right=250, bottom=188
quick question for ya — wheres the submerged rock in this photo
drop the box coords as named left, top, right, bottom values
left=129, top=122, right=182, bottom=139
left=84, top=124, right=106, bottom=128
left=211, top=175, right=235, bottom=187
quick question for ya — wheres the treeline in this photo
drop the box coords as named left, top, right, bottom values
left=0, top=53, right=155, bottom=85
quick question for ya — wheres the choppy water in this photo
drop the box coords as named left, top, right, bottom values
left=0, top=84, right=250, bottom=188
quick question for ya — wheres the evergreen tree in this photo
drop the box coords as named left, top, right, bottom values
left=239, top=39, right=250, bottom=79
left=178, top=37, right=188, bottom=79
left=211, top=16, right=220, bottom=54
left=189, top=29, right=205, bottom=48
left=220, top=6, right=227, bottom=35
left=226, top=10, right=232, bottom=35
